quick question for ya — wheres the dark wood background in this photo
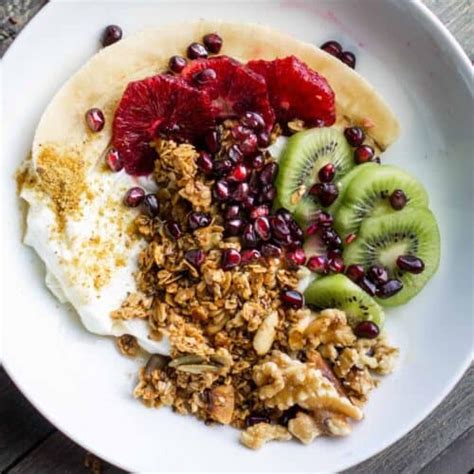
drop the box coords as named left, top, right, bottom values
left=1, top=1, right=473, bottom=472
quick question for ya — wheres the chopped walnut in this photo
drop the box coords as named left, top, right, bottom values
left=207, top=384, right=235, bottom=424
left=288, top=412, right=322, bottom=444
left=313, top=409, right=352, bottom=436
left=372, top=335, right=399, bottom=374
left=116, top=334, right=139, bottom=357
left=240, top=423, right=291, bottom=450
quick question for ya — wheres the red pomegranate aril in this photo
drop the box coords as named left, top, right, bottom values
left=228, top=163, right=249, bottom=182
left=289, top=221, right=304, bottom=241
left=354, top=145, right=374, bottom=164
left=328, top=257, right=345, bottom=273
left=320, top=40, right=343, bottom=57
left=203, top=32, right=223, bottom=53
left=105, top=147, right=123, bottom=172
left=101, top=25, right=123, bottom=47
left=185, top=249, right=205, bottom=267
left=250, top=204, right=269, bottom=220
left=261, top=243, right=282, bottom=258
left=389, top=189, right=407, bottom=211
left=281, top=289, right=304, bottom=309
left=257, top=131, right=271, bottom=148
left=85, top=108, right=105, bottom=132
left=225, top=204, right=241, bottom=220
left=188, top=212, right=211, bottom=230
left=197, top=152, right=214, bottom=175
left=240, top=134, right=258, bottom=156
left=345, top=233, right=357, bottom=245
left=321, top=228, right=339, bottom=245
left=143, top=193, right=160, bottom=217
left=250, top=153, right=265, bottom=170
left=168, top=55, right=187, bottom=73
left=327, top=233, right=342, bottom=249
left=214, top=180, right=230, bottom=201
left=259, top=162, right=279, bottom=185
left=306, top=223, right=319, bottom=236
left=396, top=255, right=425, bottom=274
left=165, top=220, right=182, bottom=240
left=123, top=187, right=145, bottom=207
left=242, top=223, right=258, bottom=248
left=367, top=265, right=389, bottom=286
left=327, top=248, right=342, bottom=260
left=221, top=248, right=241, bottom=270
left=286, top=248, right=306, bottom=268
left=227, top=144, right=244, bottom=164
left=261, top=185, right=276, bottom=203
left=319, top=183, right=339, bottom=207
left=254, top=216, right=272, bottom=241
left=187, top=42, right=208, bottom=59
left=241, top=111, right=265, bottom=131
left=357, top=276, right=377, bottom=297
left=225, top=218, right=243, bottom=236
left=271, top=215, right=291, bottom=239
left=318, top=163, right=336, bottom=183
left=241, top=249, right=261, bottom=264
left=242, top=194, right=256, bottom=210
left=346, top=264, right=365, bottom=282
left=214, top=159, right=233, bottom=177
left=344, top=126, right=365, bottom=147
left=316, top=211, right=333, bottom=227
left=233, top=182, right=250, bottom=202
left=354, top=321, right=380, bottom=339
left=276, top=208, right=293, bottom=222
left=307, top=255, right=328, bottom=274
left=193, top=68, right=217, bottom=85
left=205, top=129, right=221, bottom=153
left=231, top=125, right=253, bottom=143
left=377, top=279, right=403, bottom=298
left=339, top=50, right=356, bottom=69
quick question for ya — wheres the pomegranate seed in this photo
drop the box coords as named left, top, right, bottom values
left=328, top=257, right=345, bottom=273
left=354, top=145, right=374, bottom=164
left=357, top=276, right=377, bottom=297
left=321, top=228, right=339, bottom=245
left=168, top=55, right=187, bottom=73
left=307, top=255, right=328, bottom=274
left=281, top=289, right=304, bottom=309
left=377, top=279, right=403, bottom=298
left=101, top=25, right=122, bottom=47
left=316, top=211, right=333, bottom=227
left=318, top=163, right=336, bottom=183
left=250, top=153, right=265, bottom=170
left=165, top=220, right=182, bottom=239
left=257, top=131, right=271, bottom=148
left=193, top=68, right=216, bottom=85
left=289, top=220, right=304, bottom=241
left=254, top=216, right=272, bottom=241
left=204, top=129, right=221, bottom=153
left=85, top=108, right=105, bottom=132
left=345, top=233, right=357, bottom=245
left=346, top=264, right=365, bottom=282
left=327, top=248, right=342, bottom=260
left=389, top=189, right=407, bottom=210
left=188, top=212, right=211, bottom=230
left=367, top=265, right=389, bottom=286
left=241, top=249, right=261, bottom=264
left=241, top=111, right=265, bottom=131
left=203, top=33, right=223, bottom=53
left=232, top=125, right=253, bottom=142
left=225, top=218, right=243, bottom=236
left=233, top=182, right=250, bottom=202
left=276, top=208, right=293, bottom=222
left=261, top=243, right=282, bottom=258
left=260, top=185, right=276, bottom=203
left=240, top=134, right=258, bottom=156
left=228, top=163, right=249, bottom=182
left=250, top=205, right=269, bottom=220
left=259, top=162, right=279, bottom=185
left=213, top=159, right=232, bottom=177
left=339, top=50, right=356, bottom=68
left=242, top=223, right=258, bottom=248
left=286, top=248, right=306, bottom=268
left=221, top=248, right=241, bottom=270
left=143, top=194, right=160, bottom=217
left=271, top=215, right=291, bottom=239
left=187, top=42, right=208, bottom=59
left=225, top=204, right=241, bottom=220
left=354, top=321, right=379, bottom=339
left=320, top=40, right=342, bottom=57
left=309, top=182, right=339, bottom=207
left=328, top=235, right=343, bottom=250
left=242, top=194, right=256, bottom=210
left=105, top=147, right=123, bottom=172
left=397, top=255, right=425, bottom=274
left=344, top=126, right=365, bottom=147
left=197, top=152, right=214, bottom=175
left=213, top=180, right=230, bottom=201
left=123, top=187, right=145, bottom=207
left=185, top=249, right=205, bottom=267
left=307, top=223, right=319, bottom=236
left=227, top=144, right=244, bottom=164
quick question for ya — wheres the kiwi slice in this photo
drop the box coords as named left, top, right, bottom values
left=294, top=163, right=378, bottom=228
left=343, top=208, right=440, bottom=307
left=304, top=274, right=385, bottom=327
left=276, top=127, right=354, bottom=212
left=334, top=165, right=429, bottom=240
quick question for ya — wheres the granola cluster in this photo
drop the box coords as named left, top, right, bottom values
left=113, top=133, right=398, bottom=449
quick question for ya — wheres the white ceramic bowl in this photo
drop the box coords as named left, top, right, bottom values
left=1, top=0, right=473, bottom=471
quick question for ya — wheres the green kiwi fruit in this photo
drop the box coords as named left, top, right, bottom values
left=275, top=127, right=354, bottom=212
left=304, top=274, right=385, bottom=327
left=334, top=164, right=429, bottom=240
left=343, top=208, right=440, bottom=307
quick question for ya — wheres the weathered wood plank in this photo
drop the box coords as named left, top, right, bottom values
left=0, top=367, right=54, bottom=471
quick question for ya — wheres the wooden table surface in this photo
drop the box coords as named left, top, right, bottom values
left=1, top=1, right=473, bottom=472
